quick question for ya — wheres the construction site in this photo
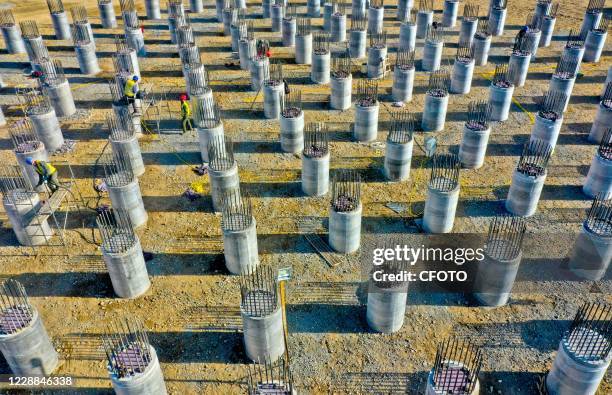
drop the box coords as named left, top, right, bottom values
left=0, top=0, right=610, bottom=393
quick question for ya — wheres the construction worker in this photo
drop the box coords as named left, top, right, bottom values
left=180, top=94, right=192, bottom=134
left=25, top=157, right=60, bottom=194
left=123, top=75, right=142, bottom=114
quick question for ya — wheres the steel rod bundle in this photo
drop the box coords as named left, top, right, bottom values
left=208, top=135, right=235, bottom=171
left=485, top=215, right=527, bottom=261
left=303, top=123, right=329, bottom=158
left=431, top=338, right=482, bottom=393
left=350, top=12, right=366, bottom=31
left=427, top=69, right=450, bottom=96
left=313, top=31, right=330, bottom=54
left=0, top=10, right=16, bottom=27
left=387, top=111, right=415, bottom=144
left=554, top=53, right=578, bottom=78
left=96, top=208, right=137, bottom=254
left=456, top=42, right=474, bottom=61
left=331, top=170, right=361, bottom=212
left=603, top=83, right=612, bottom=108
left=566, top=29, right=586, bottom=48
left=103, top=150, right=135, bottom=187
left=418, top=0, right=433, bottom=12
left=120, top=0, right=137, bottom=12
left=355, top=79, right=378, bottom=106
left=463, top=3, right=479, bottom=19
left=70, top=5, right=88, bottom=24
left=594, top=14, right=610, bottom=32
left=598, top=128, right=612, bottom=161
left=395, top=48, right=415, bottom=70
left=331, top=51, right=351, bottom=78
left=429, top=153, right=460, bottom=192
left=466, top=101, right=491, bottom=130
left=240, top=266, right=278, bottom=317
left=369, top=31, right=387, bottom=47
left=72, top=24, right=92, bottom=45
left=476, top=18, right=489, bottom=38
left=103, top=316, right=152, bottom=378
left=516, top=140, right=552, bottom=177
left=586, top=0, right=605, bottom=13
left=537, top=89, right=566, bottom=120
left=425, top=24, right=444, bottom=43
left=297, top=17, right=311, bottom=36
left=281, top=89, right=302, bottom=118
left=221, top=189, right=253, bottom=232
left=492, top=63, right=511, bottom=87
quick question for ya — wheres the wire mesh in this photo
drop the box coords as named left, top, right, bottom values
left=516, top=140, right=551, bottom=177
left=208, top=135, right=235, bottom=171
left=492, top=63, right=512, bottom=87
left=70, top=5, right=88, bottom=23
left=586, top=0, right=605, bottom=13
left=103, top=150, right=135, bottom=187
left=387, top=111, right=415, bottom=144
left=466, top=101, right=491, bottom=130
left=240, top=266, right=279, bottom=317
left=429, top=153, right=460, bottom=192
left=46, top=0, right=65, bottom=14
left=313, top=31, right=330, bottom=54
left=356, top=79, right=378, bottom=106
left=418, top=0, right=433, bottom=12
left=0, top=9, right=16, bottom=27
left=427, top=69, right=450, bottom=96
left=103, top=316, right=152, bottom=378
left=221, top=189, right=253, bottom=231
left=331, top=50, right=351, bottom=78
left=107, top=111, right=136, bottom=141
left=303, top=123, right=329, bottom=158
left=350, top=12, right=366, bottom=31
left=566, top=302, right=612, bottom=361
left=485, top=215, right=526, bottom=261
left=19, top=20, right=40, bottom=38
left=598, top=128, right=612, bottom=161
left=0, top=279, right=34, bottom=336
left=247, top=354, right=294, bottom=395
left=456, top=41, right=474, bottom=61
left=585, top=195, right=612, bottom=236
left=463, top=3, right=479, bottom=19
left=10, top=119, right=43, bottom=153
left=554, top=53, right=578, bottom=79
left=432, top=338, right=482, bottom=394
left=369, top=32, right=387, bottom=48
left=537, top=89, right=567, bottom=120
left=281, top=89, right=302, bottom=117
left=193, top=97, right=221, bottom=129
left=395, top=48, right=415, bottom=70
left=566, top=29, right=586, bottom=48
left=96, top=208, right=137, bottom=253
left=331, top=170, right=361, bottom=212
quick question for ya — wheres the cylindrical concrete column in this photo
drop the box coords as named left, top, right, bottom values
left=349, top=29, right=366, bottom=58
left=421, top=94, right=449, bottom=132
left=416, top=10, right=433, bottom=39
left=111, top=136, right=145, bottom=177
left=488, top=82, right=514, bottom=122
left=216, top=0, right=225, bottom=20
left=488, top=7, right=506, bottom=36
left=583, top=30, right=607, bottom=63
left=367, top=45, right=387, bottom=79
left=366, top=286, right=408, bottom=333
left=271, top=5, right=283, bottom=32
left=562, top=45, right=585, bottom=75
left=311, top=52, right=331, bottom=84
left=198, top=122, right=224, bottom=163
left=239, top=38, right=255, bottom=70
left=580, top=11, right=602, bottom=35
left=224, top=219, right=259, bottom=275
left=422, top=40, right=443, bottom=72
left=108, top=179, right=148, bottom=228
left=250, top=56, right=270, bottom=91
left=442, top=0, right=459, bottom=27
left=568, top=221, right=612, bottom=281
left=601, top=66, right=612, bottom=98
left=241, top=302, right=284, bottom=363
left=423, top=184, right=460, bottom=233
left=330, top=13, right=347, bottom=42
left=354, top=102, right=379, bottom=142
left=331, top=74, right=352, bottom=110
left=459, top=125, right=490, bottom=169
left=280, top=110, right=304, bottom=153
left=459, top=18, right=478, bottom=46
left=296, top=33, right=312, bottom=64
left=392, top=66, right=415, bottom=102
left=384, top=138, right=413, bottom=181
left=352, top=0, right=366, bottom=17
left=125, top=28, right=146, bottom=57
left=190, top=0, right=204, bottom=13
left=505, top=170, right=546, bottom=217
left=367, top=6, right=384, bottom=34
left=209, top=162, right=240, bottom=212
left=526, top=29, right=542, bottom=60
left=230, top=23, right=241, bottom=52
left=450, top=59, right=475, bottom=94
left=113, top=102, right=142, bottom=136
left=589, top=102, right=612, bottom=143
left=549, top=75, right=575, bottom=112
left=539, top=16, right=555, bottom=47
left=399, top=22, right=416, bottom=50
left=102, top=237, right=151, bottom=298
left=0, top=309, right=58, bottom=376
left=45, top=79, right=76, bottom=118
left=99, top=0, right=118, bottom=28
left=3, top=191, right=54, bottom=246
left=397, top=0, right=413, bottom=21
left=530, top=112, right=563, bottom=149
left=263, top=82, right=284, bottom=119
left=308, top=0, right=321, bottom=17
left=222, top=8, right=235, bottom=36
left=546, top=335, right=612, bottom=395
left=50, top=11, right=71, bottom=40
left=473, top=250, right=522, bottom=306
left=282, top=17, right=296, bottom=47
left=302, top=152, right=330, bottom=196
left=75, top=42, right=100, bottom=75
left=1, top=24, right=26, bottom=54
left=329, top=203, right=362, bottom=253
left=473, top=34, right=491, bottom=66
left=145, top=0, right=161, bottom=19
left=509, top=52, right=530, bottom=87
left=109, top=346, right=166, bottom=394
left=583, top=154, right=612, bottom=199
left=29, top=109, right=64, bottom=153
left=323, top=3, right=334, bottom=32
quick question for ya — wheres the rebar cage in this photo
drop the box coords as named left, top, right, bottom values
left=565, top=302, right=612, bottom=362
left=96, top=208, right=137, bottom=254
left=281, top=89, right=302, bottom=118
left=429, top=153, right=460, bottom=192
left=240, top=266, right=279, bottom=317
left=485, top=215, right=526, bottom=261
left=516, top=140, right=552, bottom=177
left=208, top=135, right=235, bottom=171
left=492, top=63, right=512, bottom=88
left=221, top=189, right=253, bottom=232
left=355, top=79, right=378, bottom=106
left=313, top=31, right=330, bottom=54
left=536, top=89, right=567, bottom=120
left=303, top=123, right=329, bottom=158
left=585, top=196, right=612, bottom=237
left=247, top=354, right=294, bottom=395
left=554, top=53, right=578, bottom=79
left=0, top=10, right=16, bottom=27
left=432, top=338, right=482, bottom=394
left=103, top=316, right=153, bottom=379
left=331, top=170, right=361, bottom=213
left=387, top=111, right=415, bottom=144
left=102, top=150, right=135, bottom=187
left=0, top=279, right=34, bottom=335
left=426, top=69, right=450, bottom=96
left=598, top=128, right=612, bottom=161
left=193, top=97, right=221, bottom=129
left=465, top=101, right=491, bottom=131
left=395, top=48, right=415, bottom=70
left=46, top=0, right=65, bottom=14
left=9, top=119, right=43, bottom=154
left=107, top=111, right=136, bottom=141
left=331, top=50, right=351, bottom=78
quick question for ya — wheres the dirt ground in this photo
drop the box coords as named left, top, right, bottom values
left=0, top=0, right=610, bottom=393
